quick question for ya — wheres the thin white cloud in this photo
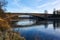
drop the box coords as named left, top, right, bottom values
left=37, top=2, right=50, bottom=8
left=20, top=7, right=40, bottom=13
left=13, top=0, right=21, bottom=8
left=37, top=0, right=59, bottom=8
left=11, top=0, right=40, bottom=13
left=37, top=0, right=60, bottom=13
left=7, top=7, right=40, bottom=13
left=35, top=0, right=42, bottom=2
left=7, top=0, right=60, bottom=13
left=51, top=0, right=60, bottom=5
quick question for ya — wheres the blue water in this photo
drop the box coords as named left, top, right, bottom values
left=13, top=20, right=60, bottom=40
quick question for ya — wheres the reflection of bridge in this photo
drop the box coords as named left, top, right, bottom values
left=12, top=20, right=60, bottom=30
left=12, top=20, right=48, bottom=27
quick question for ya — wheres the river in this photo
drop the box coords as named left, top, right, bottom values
left=13, top=19, right=60, bottom=40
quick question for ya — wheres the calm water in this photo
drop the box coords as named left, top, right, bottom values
left=13, top=19, right=60, bottom=40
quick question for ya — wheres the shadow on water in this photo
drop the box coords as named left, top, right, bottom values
left=13, top=19, right=60, bottom=40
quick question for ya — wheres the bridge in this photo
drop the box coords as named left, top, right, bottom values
left=4, top=12, right=60, bottom=27
left=4, top=12, right=60, bottom=22
left=5, top=13, right=53, bottom=21
left=6, top=13, right=52, bottom=17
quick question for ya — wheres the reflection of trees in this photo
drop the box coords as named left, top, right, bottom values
left=53, top=20, right=60, bottom=29
left=44, top=20, right=60, bottom=29
left=44, top=20, right=48, bottom=28
left=36, top=20, right=60, bottom=29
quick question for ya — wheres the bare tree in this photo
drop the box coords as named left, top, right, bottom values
left=44, top=10, right=48, bottom=18
left=0, top=0, right=7, bottom=18
left=0, top=0, right=7, bottom=10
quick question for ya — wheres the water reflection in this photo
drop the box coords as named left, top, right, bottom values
left=53, top=20, right=60, bottom=29
left=16, top=19, right=36, bottom=26
left=13, top=20, right=60, bottom=40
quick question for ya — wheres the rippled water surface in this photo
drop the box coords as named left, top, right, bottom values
left=13, top=19, right=60, bottom=40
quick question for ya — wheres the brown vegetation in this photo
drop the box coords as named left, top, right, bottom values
left=0, top=0, right=25, bottom=40
left=0, top=17, right=11, bottom=31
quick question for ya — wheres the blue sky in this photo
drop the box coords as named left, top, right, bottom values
left=6, top=0, right=60, bottom=13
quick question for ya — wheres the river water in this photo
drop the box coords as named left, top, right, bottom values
left=13, top=19, right=60, bottom=40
